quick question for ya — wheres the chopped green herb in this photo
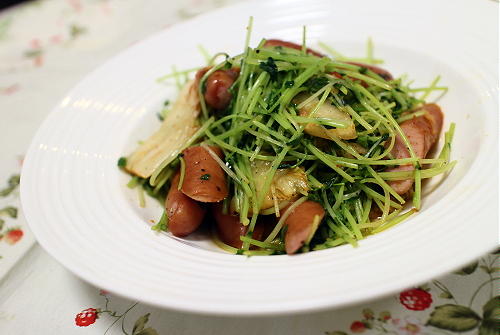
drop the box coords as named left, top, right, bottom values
left=259, top=57, right=278, bottom=81
left=305, top=76, right=329, bottom=92
left=277, top=163, right=294, bottom=169
left=117, top=157, right=127, bottom=168
left=200, top=173, right=211, bottom=180
left=358, top=67, right=368, bottom=74
left=357, top=135, right=369, bottom=148
left=157, top=107, right=170, bottom=121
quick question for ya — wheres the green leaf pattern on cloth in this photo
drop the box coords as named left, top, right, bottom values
left=454, top=261, right=479, bottom=275
left=426, top=304, right=481, bottom=331
left=135, top=328, right=160, bottom=335
left=0, top=175, right=20, bottom=197
left=133, top=313, right=151, bottom=334
left=0, top=174, right=22, bottom=248
left=479, top=296, right=500, bottom=335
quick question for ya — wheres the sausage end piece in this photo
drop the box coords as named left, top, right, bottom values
left=165, top=173, right=206, bottom=237
left=284, top=201, right=325, bottom=254
left=387, top=104, right=444, bottom=195
left=180, top=146, right=229, bottom=203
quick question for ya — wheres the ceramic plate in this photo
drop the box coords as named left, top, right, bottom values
left=21, top=0, right=498, bottom=315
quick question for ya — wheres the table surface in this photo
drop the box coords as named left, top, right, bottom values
left=0, top=1, right=498, bottom=334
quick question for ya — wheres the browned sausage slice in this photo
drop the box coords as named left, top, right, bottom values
left=387, top=103, right=444, bottom=195
left=284, top=201, right=325, bottom=254
left=345, top=62, right=393, bottom=81
left=212, top=204, right=265, bottom=249
left=263, top=40, right=393, bottom=82
left=212, top=204, right=247, bottom=248
left=421, top=103, right=444, bottom=142
left=205, top=69, right=239, bottom=110
left=195, top=67, right=239, bottom=110
left=263, top=39, right=324, bottom=57
left=180, top=145, right=228, bottom=202
left=165, top=172, right=206, bottom=237
left=331, top=62, right=393, bottom=86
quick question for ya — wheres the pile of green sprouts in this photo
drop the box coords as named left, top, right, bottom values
left=121, top=19, right=456, bottom=255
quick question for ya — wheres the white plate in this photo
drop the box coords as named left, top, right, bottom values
left=21, top=0, right=498, bottom=315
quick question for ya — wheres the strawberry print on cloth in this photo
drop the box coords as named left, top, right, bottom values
left=74, top=291, right=159, bottom=335
left=399, top=289, right=433, bottom=311
left=0, top=175, right=23, bottom=250
left=0, top=168, right=31, bottom=280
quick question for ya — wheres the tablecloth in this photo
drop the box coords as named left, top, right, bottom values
left=0, top=1, right=498, bottom=334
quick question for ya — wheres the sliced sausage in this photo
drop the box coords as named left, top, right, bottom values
left=165, top=172, right=206, bottom=237
left=284, top=201, right=325, bottom=254
left=180, top=145, right=228, bottom=202
left=212, top=204, right=246, bottom=248
left=195, top=66, right=210, bottom=84
left=345, top=62, right=393, bottom=81
left=205, top=69, right=239, bottom=110
left=262, top=40, right=393, bottom=83
left=195, top=67, right=239, bottom=110
left=212, top=203, right=265, bottom=249
left=263, top=39, right=324, bottom=57
left=331, top=62, right=393, bottom=87
left=194, top=66, right=212, bottom=83
left=421, top=103, right=444, bottom=141
left=387, top=103, right=444, bottom=195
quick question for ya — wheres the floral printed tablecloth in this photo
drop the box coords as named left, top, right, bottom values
left=0, top=1, right=497, bottom=334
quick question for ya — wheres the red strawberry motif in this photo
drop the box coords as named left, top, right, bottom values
left=350, top=321, right=366, bottom=333
left=399, top=288, right=433, bottom=311
left=4, top=229, right=23, bottom=245
left=75, top=308, right=98, bottom=327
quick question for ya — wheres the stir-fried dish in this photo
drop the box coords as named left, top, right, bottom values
left=119, top=25, right=455, bottom=255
